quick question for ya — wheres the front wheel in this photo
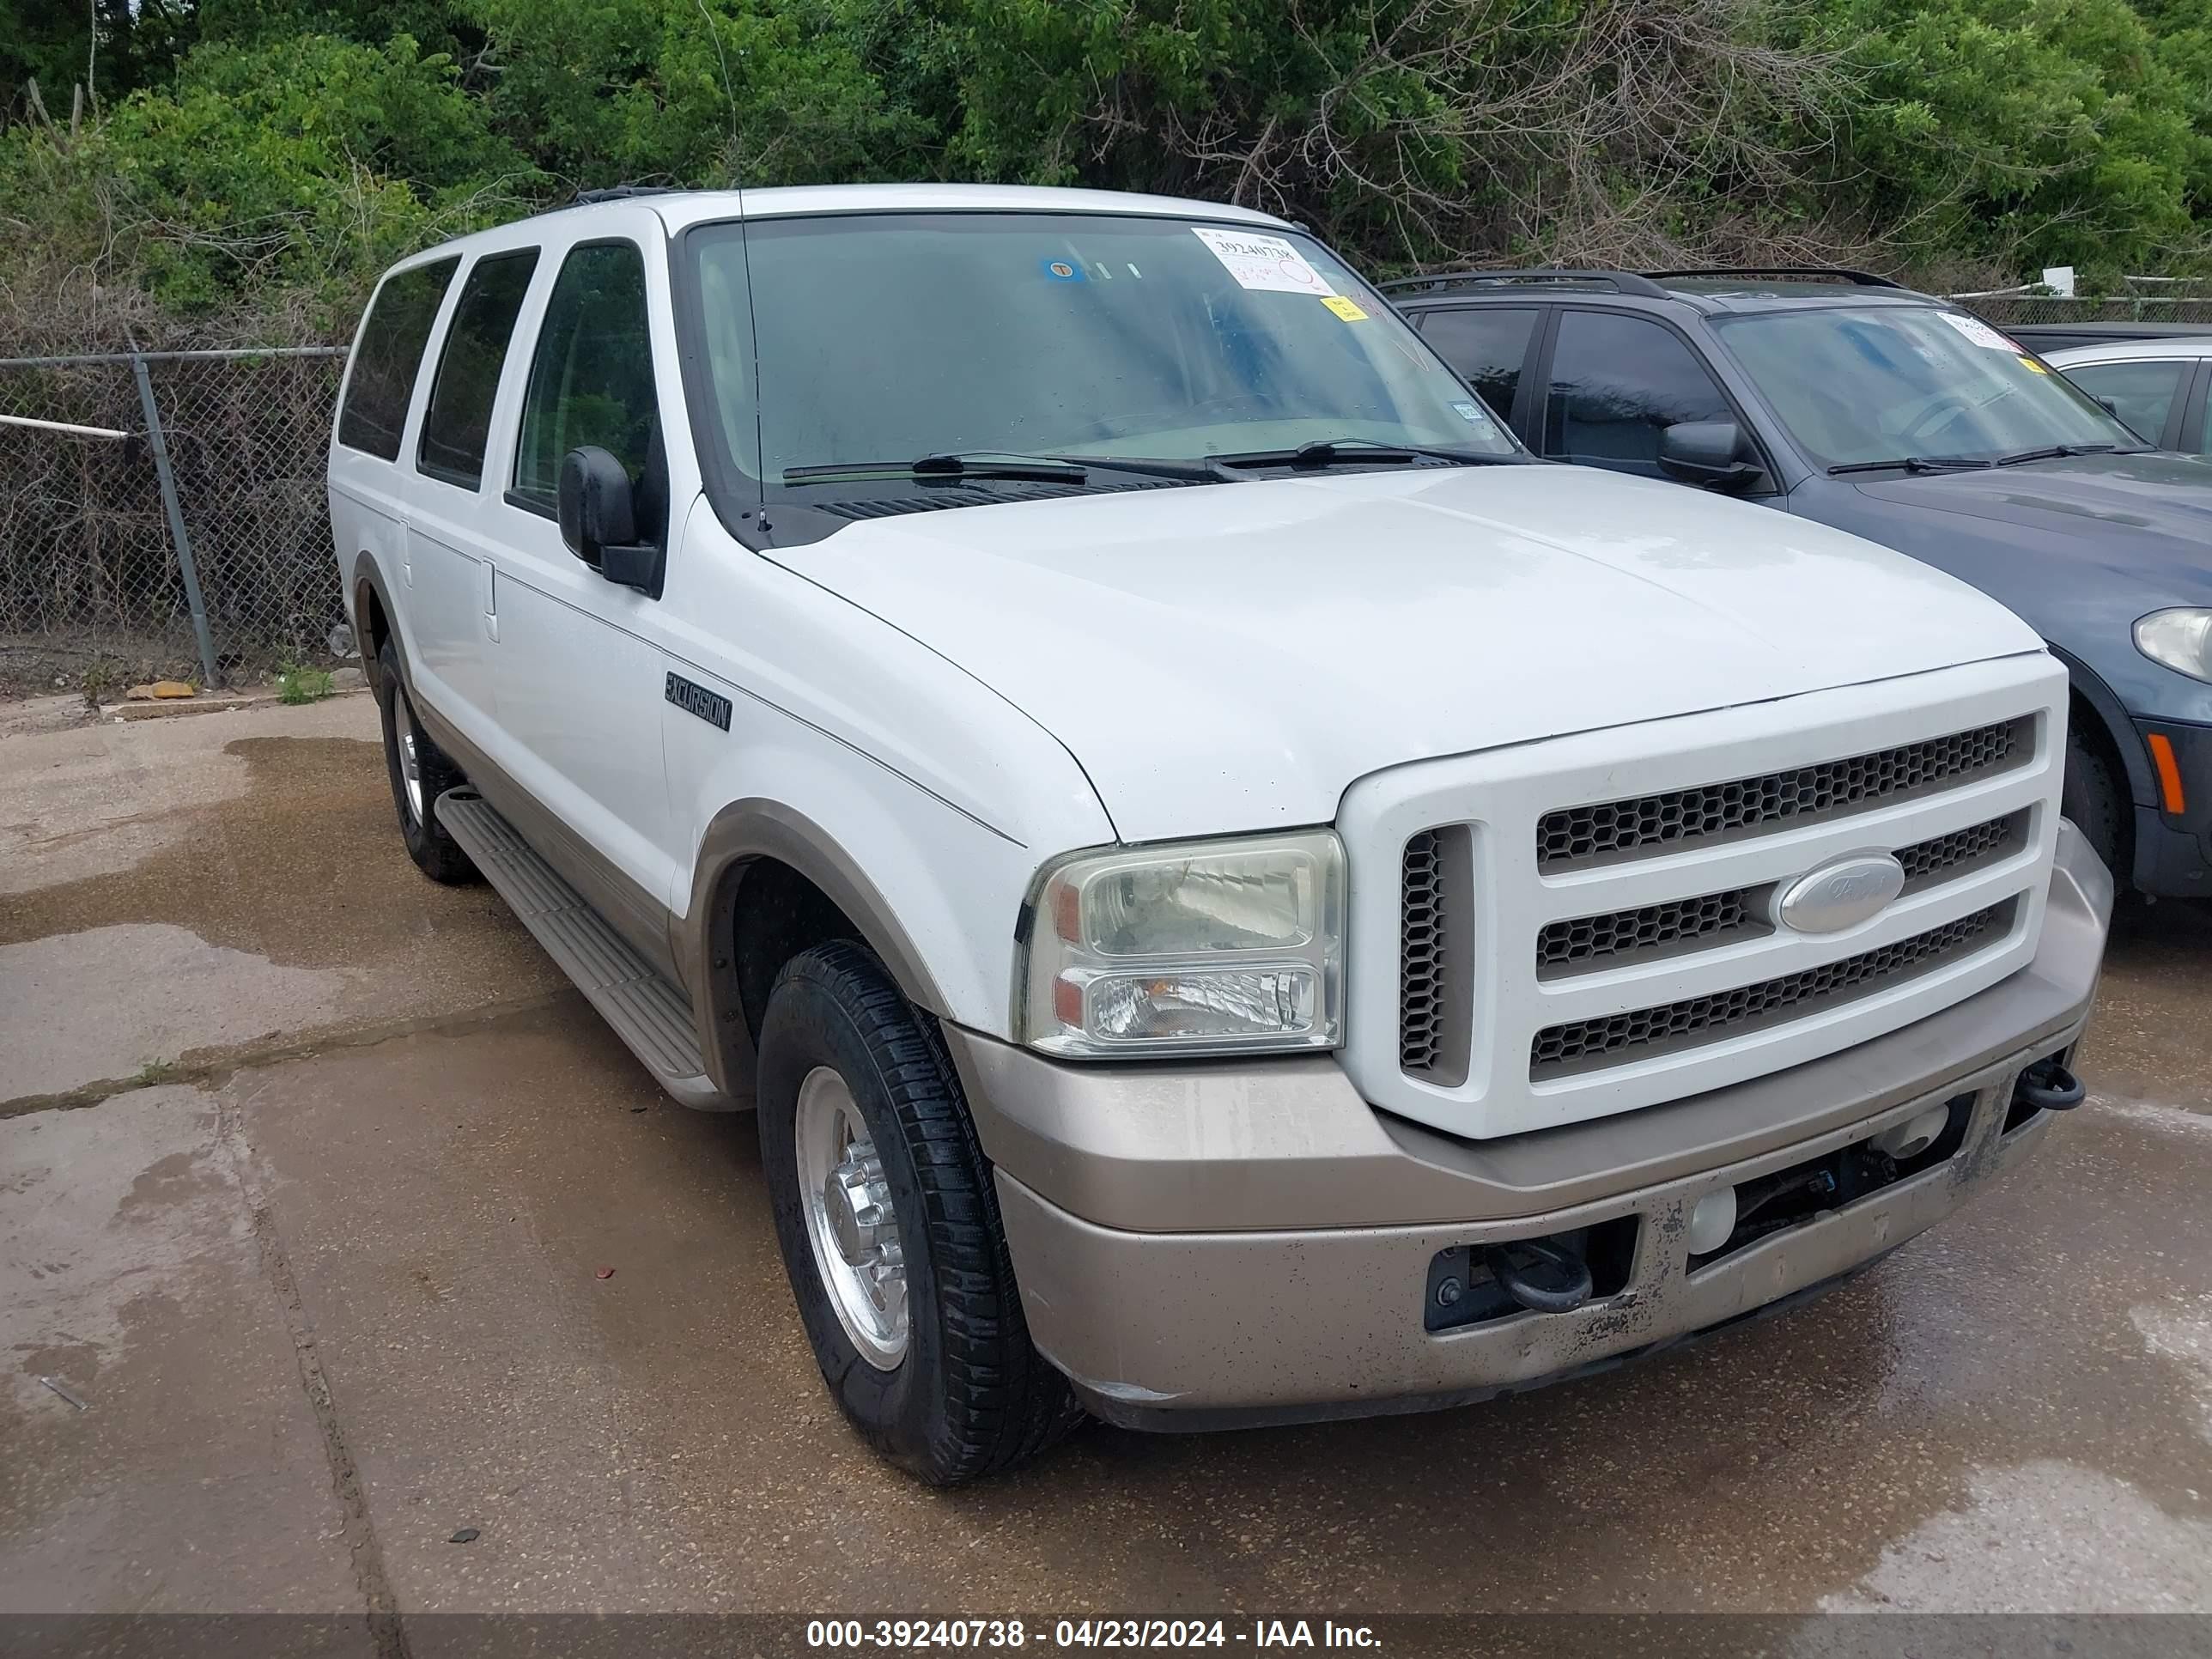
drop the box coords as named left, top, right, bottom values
left=756, top=941, right=1081, bottom=1483
left=2060, top=722, right=2128, bottom=889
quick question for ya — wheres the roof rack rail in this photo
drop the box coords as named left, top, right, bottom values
left=572, top=185, right=688, bottom=205
left=1639, top=266, right=1903, bottom=289
left=1375, top=268, right=1669, bottom=298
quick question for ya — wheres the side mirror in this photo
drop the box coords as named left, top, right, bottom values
left=1658, top=420, right=1761, bottom=492
left=558, top=446, right=662, bottom=593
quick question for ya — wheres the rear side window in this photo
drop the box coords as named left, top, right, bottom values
left=513, top=240, right=658, bottom=510
left=337, top=258, right=460, bottom=461
left=2062, top=360, right=2185, bottom=447
left=1420, top=307, right=1538, bottom=422
left=1544, top=309, right=1733, bottom=475
left=417, top=249, right=542, bottom=489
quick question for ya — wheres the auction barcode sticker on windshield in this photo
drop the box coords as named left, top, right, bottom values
left=1936, top=311, right=2020, bottom=352
left=1192, top=228, right=1339, bottom=296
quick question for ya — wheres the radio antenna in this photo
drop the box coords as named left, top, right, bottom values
left=694, top=0, right=744, bottom=208
left=692, top=0, right=768, bottom=528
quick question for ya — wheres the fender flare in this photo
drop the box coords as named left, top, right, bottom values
left=2045, top=641, right=2152, bottom=808
left=678, top=797, right=956, bottom=1094
left=350, top=550, right=404, bottom=698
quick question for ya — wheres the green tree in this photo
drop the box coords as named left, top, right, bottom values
left=1791, top=0, right=2212, bottom=276
left=0, top=30, right=532, bottom=320
left=473, top=0, right=934, bottom=187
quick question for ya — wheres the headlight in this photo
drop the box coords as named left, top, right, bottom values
left=1017, top=830, right=1346, bottom=1057
left=2136, top=608, right=2212, bottom=683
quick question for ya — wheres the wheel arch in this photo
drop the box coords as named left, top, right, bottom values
left=2045, top=641, right=2152, bottom=807
left=350, top=550, right=403, bottom=697
left=682, top=799, right=959, bottom=1099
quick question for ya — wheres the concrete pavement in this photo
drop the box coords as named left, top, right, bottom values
left=3, top=697, right=2210, bottom=1617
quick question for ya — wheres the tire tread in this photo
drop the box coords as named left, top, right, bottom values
left=769, top=942, right=1080, bottom=1482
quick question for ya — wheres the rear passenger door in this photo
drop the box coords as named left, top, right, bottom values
left=1532, top=307, right=1745, bottom=482
left=404, top=245, right=542, bottom=743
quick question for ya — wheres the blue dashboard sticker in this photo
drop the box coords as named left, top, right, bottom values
left=1041, top=258, right=1086, bottom=282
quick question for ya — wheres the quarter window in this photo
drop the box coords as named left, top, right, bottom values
left=2061, top=360, right=2185, bottom=447
left=337, top=258, right=459, bottom=461
left=514, top=240, right=659, bottom=514
left=1543, top=310, right=1733, bottom=475
left=1419, top=307, right=1538, bottom=423
left=417, top=248, right=541, bottom=489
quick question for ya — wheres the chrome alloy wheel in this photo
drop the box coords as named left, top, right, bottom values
left=394, top=695, right=424, bottom=824
left=793, top=1065, right=908, bottom=1369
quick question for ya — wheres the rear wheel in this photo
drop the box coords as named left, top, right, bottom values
left=756, top=941, right=1081, bottom=1483
left=376, top=639, right=477, bottom=884
left=2060, top=719, right=2129, bottom=888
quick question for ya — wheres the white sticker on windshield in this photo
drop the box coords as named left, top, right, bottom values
left=1191, top=228, right=1339, bottom=296
left=1936, top=312, right=2019, bottom=352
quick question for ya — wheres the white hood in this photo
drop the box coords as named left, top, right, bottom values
left=770, top=465, right=2045, bottom=843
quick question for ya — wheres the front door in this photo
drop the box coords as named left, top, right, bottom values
left=483, top=230, right=682, bottom=969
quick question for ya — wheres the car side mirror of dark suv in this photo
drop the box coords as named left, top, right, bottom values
left=1658, top=421, right=1762, bottom=492
left=558, top=446, right=664, bottom=592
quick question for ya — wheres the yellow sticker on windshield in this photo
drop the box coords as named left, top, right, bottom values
left=1322, top=295, right=1370, bottom=321
left=2018, top=356, right=2048, bottom=374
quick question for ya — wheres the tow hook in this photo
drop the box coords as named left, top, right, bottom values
left=2015, top=1057, right=2086, bottom=1113
left=1483, top=1238, right=1595, bottom=1315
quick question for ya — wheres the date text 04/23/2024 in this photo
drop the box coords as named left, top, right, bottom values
left=805, top=1621, right=1382, bottom=1650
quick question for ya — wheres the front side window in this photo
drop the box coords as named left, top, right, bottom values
left=2060, top=360, right=2185, bottom=447
left=418, top=247, right=542, bottom=489
left=337, top=257, right=459, bottom=461
left=514, top=240, right=659, bottom=512
left=1542, top=310, right=1734, bottom=475
left=682, top=212, right=1518, bottom=502
left=1715, top=305, right=2139, bottom=468
left=1420, top=307, right=1538, bottom=423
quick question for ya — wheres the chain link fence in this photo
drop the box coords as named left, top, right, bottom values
left=0, top=347, right=348, bottom=699
left=1954, top=278, right=2212, bottom=331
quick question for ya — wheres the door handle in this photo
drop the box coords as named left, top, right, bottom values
left=480, top=558, right=500, bottom=643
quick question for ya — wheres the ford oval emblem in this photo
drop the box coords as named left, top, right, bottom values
left=1773, top=854, right=1906, bottom=934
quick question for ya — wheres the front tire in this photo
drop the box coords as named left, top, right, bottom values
left=376, top=638, right=477, bottom=884
left=756, top=941, right=1081, bottom=1483
left=2060, top=720, right=2128, bottom=888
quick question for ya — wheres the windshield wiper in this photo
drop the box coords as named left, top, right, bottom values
left=1826, top=455, right=1993, bottom=477
left=1211, top=438, right=1519, bottom=473
left=1988, top=442, right=2142, bottom=466
left=783, top=451, right=1090, bottom=484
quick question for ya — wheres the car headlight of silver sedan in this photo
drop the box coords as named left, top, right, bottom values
left=2135, top=609, right=2212, bottom=684
left=1018, top=830, right=1346, bottom=1057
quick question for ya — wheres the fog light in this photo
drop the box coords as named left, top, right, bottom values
left=1871, top=1104, right=1951, bottom=1162
left=1687, top=1186, right=1737, bottom=1255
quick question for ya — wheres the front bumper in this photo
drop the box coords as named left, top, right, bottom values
left=945, top=823, right=2112, bottom=1431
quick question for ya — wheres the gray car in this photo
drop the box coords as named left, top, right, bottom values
left=1388, top=268, right=2212, bottom=900
left=2044, top=336, right=2212, bottom=456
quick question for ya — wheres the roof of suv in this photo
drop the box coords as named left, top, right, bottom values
left=1384, top=269, right=1944, bottom=316
left=541, top=183, right=1293, bottom=235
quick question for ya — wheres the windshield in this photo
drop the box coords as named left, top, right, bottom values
left=681, top=211, right=1517, bottom=495
left=1713, top=305, right=2141, bottom=468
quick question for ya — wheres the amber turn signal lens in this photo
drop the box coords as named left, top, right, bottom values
left=2147, top=732, right=2187, bottom=816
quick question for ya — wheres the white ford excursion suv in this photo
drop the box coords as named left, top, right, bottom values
left=330, top=185, right=2111, bottom=1482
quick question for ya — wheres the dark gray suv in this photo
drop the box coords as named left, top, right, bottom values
left=1389, top=268, right=2212, bottom=900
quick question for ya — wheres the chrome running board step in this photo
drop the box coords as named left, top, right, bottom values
left=436, top=788, right=742, bottom=1111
